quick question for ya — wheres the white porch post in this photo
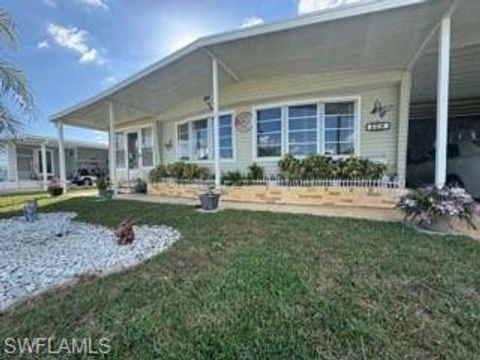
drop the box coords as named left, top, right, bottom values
left=108, top=101, right=117, bottom=185
left=396, top=72, right=412, bottom=187
left=435, top=16, right=451, bottom=188
left=57, top=121, right=67, bottom=192
left=41, top=143, right=48, bottom=190
left=212, top=57, right=221, bottom=189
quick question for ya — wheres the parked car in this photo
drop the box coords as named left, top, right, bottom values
left=71, top=169, right=99, bottom=186
left=407, top=140, right=480, bottom=198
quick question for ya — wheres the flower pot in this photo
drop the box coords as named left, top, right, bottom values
left=48, top=187, right=63, bottom=197
left=199, top=193, right=220, bottom=211
left=417, top=215, right=453, bottom=234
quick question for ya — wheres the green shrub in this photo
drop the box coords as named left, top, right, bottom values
left=277, top=154, right=387, bottom=180
left=222, top=171, right=244, bottom=185
left=248, top=163, right=265, bottom=180
left=149, top=162, right=210, bottom=182
left=148, top=165, right=169, bottom=183
left=301, top=154, right=336, bottom=179
left=278, top=154, right=302, bottom=181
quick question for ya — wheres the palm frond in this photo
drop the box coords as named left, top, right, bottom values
left=0, top=101, right=24, bottom=135
left=0, top=59, right=34, bottom=112
left=0, top=9, right=16, bottom=45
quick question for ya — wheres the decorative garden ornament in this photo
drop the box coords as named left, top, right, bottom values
left=55, top=217, right=71, bottom=237
left=23, top=200, right=38, bottom=222
left=115, top=220, right=135, bottom=245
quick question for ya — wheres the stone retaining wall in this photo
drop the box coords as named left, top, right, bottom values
left=148, top=182, right=407, bottom=209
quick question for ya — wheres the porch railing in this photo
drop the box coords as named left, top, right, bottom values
left=153, top=178, right=404, bottom=190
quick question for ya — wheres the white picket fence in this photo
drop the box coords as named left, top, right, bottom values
left=157, top=178, right=403, bottom=189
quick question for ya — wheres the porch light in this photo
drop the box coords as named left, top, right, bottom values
left=203, top=95, right=213, bottom=111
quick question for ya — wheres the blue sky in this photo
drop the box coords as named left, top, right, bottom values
left=3, top=0, right=357, bottom=143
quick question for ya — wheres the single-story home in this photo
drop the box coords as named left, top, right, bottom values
left=49, top=0, right=480, bottom=196
left=0, top=135, right=108, bottom=191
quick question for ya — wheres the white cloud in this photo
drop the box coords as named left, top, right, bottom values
left=297, top=0, right=361, bottom=14
left=37, top=40, right=49, bottom=49
left=102, top=75, right=116, bottom=85
left=76, top=0, right=109, bottom=10
left=46, top=23, right=104, bottom=64
left=42, top=0, right=108, bottom=10
left=241, top=16, right=265, bottom=28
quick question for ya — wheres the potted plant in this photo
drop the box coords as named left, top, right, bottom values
left=97, top=176, right=113, bottom=200
left=397, top=186, right=478, bottom=234
left=133, top=178, right=147, bottom=194
left=47, top=178, right=63, bottom=197
left=199, top=186, right=220, bottom=211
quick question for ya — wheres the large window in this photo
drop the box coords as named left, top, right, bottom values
left=176, top=114, right=234, bottom=161
left=0, top=148, right=7, bottom=181
left=219, top=115, right=234, bottom=159
left=288, top=104, right=318, bottom=156
left=193, top=119, right=210, bottom=160
left=255, top=100, right=357, bottom=159
left=115, top=132, right=126, bottom=169
left=141, top=127, right=154, bottom=167
left=324, top=102, right=355, bottom=156
left=177, top=123, right=190, bottom=161
left=256, top=108, right=282, bottom=158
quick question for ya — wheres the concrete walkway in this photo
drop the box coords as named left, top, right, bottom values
left=116, top=193, right=404, bottom=222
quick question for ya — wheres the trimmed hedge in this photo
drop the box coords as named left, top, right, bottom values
left=149, top=162, right=210, bottom=182
left=278, top=154, right=388, bottom=180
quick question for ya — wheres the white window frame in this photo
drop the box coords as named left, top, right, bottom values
left=114, top=123, right=156, bottom=171
left=252, top=96, right=361, bottom=161
left=34, top=148, right=55, bottom=176
left=286, top=103, right=319, bottom=157
left=114, top=132, right=126, bottom=170
left=175, top=111, right=236, bottom=163
left=141, top=126, right=155, bottom=168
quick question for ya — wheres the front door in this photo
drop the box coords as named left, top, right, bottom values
left=127, top=131, right=141, bottom=179
left=35, top=149, right=54, bottom=178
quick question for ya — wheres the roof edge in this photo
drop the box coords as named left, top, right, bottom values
left=50, top=0, right=430, bottom=122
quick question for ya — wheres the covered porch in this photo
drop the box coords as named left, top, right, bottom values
left=50, top=0, right=480, bottom=198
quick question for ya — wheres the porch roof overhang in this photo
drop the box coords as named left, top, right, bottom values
left=49, top=0, right=480, bottom=131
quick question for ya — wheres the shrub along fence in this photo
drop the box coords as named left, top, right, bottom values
left=147, top=156, right=406, bottom=209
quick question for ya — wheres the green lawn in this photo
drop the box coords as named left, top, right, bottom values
left=0, top=195, right=479, bottom=359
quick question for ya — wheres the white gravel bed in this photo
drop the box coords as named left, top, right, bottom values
left=0, top=212, right=180, bottom=311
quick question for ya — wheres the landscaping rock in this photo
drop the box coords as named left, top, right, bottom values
left=0, top=212, right=180, bottom=311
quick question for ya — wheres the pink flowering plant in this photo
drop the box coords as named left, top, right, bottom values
left=397, top=186, right=479, bottom=229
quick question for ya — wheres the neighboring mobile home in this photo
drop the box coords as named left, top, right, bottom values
left=0, top=136, right=108, bottom=191
left=49, top=0, right=480, bottom=193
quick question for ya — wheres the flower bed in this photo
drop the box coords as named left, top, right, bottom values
left=397, top=186, right=479, bottom=233
left=148, top=180, right=406, bottom=209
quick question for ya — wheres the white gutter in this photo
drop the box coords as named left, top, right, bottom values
left=50, top=0, right=430, bottom=122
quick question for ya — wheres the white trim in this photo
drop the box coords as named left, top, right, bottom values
left=114, top=123, right=156, bottom=172
left=34, top=148, right=55, bottom=177
left=203, top=48, right=240, bottom=83
left=407, top=0, right=461, bottom=71
left=435, top=15, right=451, bottom=188
left=252, top=96, right=361, bottom=161
left=286, top=103, right=319, bottom=157
left=114, top=132, right=127, bottom=170
left=50, top=0, right=428, bottom=122
left=174, top=111, right=236, bottom=163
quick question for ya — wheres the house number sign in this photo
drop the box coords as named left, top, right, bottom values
left=366, top=122, right=391, bottom=132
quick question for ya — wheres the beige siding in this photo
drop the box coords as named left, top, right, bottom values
left=119, top=70, right=409, bottom=178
